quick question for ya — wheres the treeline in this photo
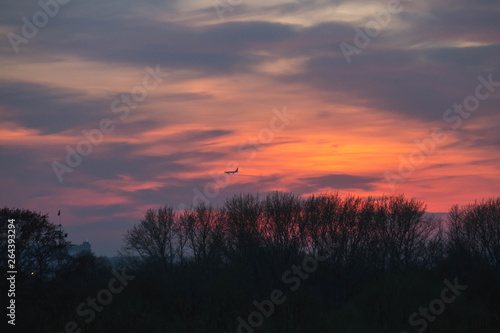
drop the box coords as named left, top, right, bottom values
left=0, top=207, right=115, bottom=333
left=122, top=193, right=441, bottom=275
left=1, top=193, right=499, bottom=332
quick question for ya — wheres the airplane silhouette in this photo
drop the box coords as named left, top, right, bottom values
left=225, top=167, right=239, bottom=174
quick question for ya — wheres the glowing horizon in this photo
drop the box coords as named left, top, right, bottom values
left=1, top=0, right=499, bottom=255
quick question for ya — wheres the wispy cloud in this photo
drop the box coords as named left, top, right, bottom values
left=0, top=0, right=498, bottom=255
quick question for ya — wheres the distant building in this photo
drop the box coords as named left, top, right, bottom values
left=69, top=239, right=91, bottom=256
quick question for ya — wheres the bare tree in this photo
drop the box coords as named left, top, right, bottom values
left=221, top=193, right=263, bottom=262
left=367, top=195, right=437, bottom=272
left=448, top=198, right=500, bottom=270
left=302, top=192, right=342, bottom=257
left=0, top=207, right=70, bottom=292
left=261, top=192, right=303, bottom=273
left=180, top=203, right=224, bottom=266
left=121, top=206, right=178, bottom=274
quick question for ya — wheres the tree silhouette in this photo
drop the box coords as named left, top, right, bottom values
left=8, top=194, right=500, bottom=332
left=120, top=206, right=178, bottom=275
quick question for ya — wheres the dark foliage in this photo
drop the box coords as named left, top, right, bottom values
left=2, top=193, right=499, bottom=332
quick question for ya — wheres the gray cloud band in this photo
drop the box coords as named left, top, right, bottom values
left=385, top=74, right=499, bottom=191
left=51, top=65, right=169, bottom=183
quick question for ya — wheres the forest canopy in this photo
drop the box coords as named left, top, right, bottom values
left=2, top=193, right=499, bottom=332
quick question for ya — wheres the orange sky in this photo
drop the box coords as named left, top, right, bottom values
left=0, top=0, right=499, bottom=255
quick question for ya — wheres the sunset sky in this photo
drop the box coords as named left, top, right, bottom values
left=1, top=0, right=499, bottom=255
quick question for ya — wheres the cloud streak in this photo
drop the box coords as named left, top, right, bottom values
left=0, top=0, right=498, bottom=255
